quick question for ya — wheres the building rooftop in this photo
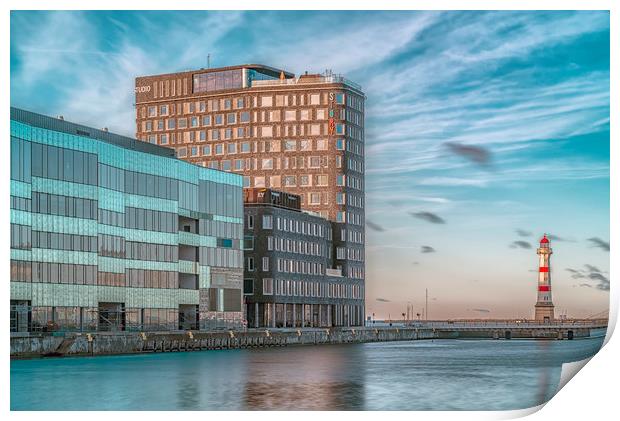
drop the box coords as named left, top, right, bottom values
left=136, top=63, right=295, bottom=81
left=10, top=107, right=176, bottom=158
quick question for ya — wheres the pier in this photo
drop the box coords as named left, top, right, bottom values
left=10, top=319, right=607, bottom=359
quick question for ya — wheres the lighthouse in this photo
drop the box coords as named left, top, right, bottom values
left=534, top=234, right=555, bottom=323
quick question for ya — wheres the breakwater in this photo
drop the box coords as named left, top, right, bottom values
left=10, top=322, right=605, bottom=358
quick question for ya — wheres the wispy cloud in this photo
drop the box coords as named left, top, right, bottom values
left=510, top=241, right=532, bottom=249
left=409, top=211, right=446, bottom=224
left=588, top=237, right=610, bottom=252
left=421, top=246, right=436, bottom=253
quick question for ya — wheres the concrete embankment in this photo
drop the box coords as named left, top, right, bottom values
left=10, top=325, right=599, bottom=359
left=10, top=327, right=436, bottom=359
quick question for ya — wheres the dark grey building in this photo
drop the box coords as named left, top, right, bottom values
left=243, top=189, right=364, bottom=328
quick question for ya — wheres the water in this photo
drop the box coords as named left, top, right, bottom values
left=11, top=337, right=604, bottom=410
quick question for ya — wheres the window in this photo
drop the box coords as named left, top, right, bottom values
left=300, top=175, right=310, bottom=186
left=254, top=177, right=265, bottom=188
left=227, top=143, right=237, bottom=154
left=269, top=175, right=281, bottom=187
left=190, top=117, right=198, bottom=127
left=148, top=106, right=156, bottom=117
left=335, top=92, right=345, bottom=104
left=221, top=160, right=231, bottom=171
left=240, top=111, right=250, bottom=123
left=262, top=257, right=270, bottom=271
left=224, top=99, right=232, bottom=109
left=177, top=147, right=187, bottom=158
left=336, top=138, right=345, bottom=150
left=236, top=98, right=245, bottom=108
left=262, top=158, right=273, bottom=170
left=309, top=156, right=320, bottom=168
left=215, top=114, right=223, bottom=125
left=145, top=121, right=152, bottom=131
left=267, top=236, right=274, bottom=251
left=336, top=192, right=345, bottom=204
left=247, top=215, right=254, bottom=229
left=240, top=142, right=251, bottom=153
left=283, top=176, right=296, bottom=186
left=234, top=159, right=244, bottom=171
left=244, top=235, right=254, bottom=250
left=199, top=131, right=207, bottom=142
left=300, top=140, right=311, bottom=151
left=336, top=212, right=345, bottom=223
left=160, top=105, right=168, bottom=115
left=284, top=110, right=296, bottom=121
left=167, top=118, right=176, bottom=130
left=316, top=175, right=328, bottom=186
left=202, top=115, right=211, bottom=126
left=263, top=278, right=273, bottom=295
left=201, top=145, right=211, bottom=156
left=263, top=215, right=273, bottom=229
left=246, top=257, right=255, bottom=271
left=244, top=279, right=254, bottom=295
left=284, top=140, right=296, bottom=151
left=160, top=134, right=168, bottom=145
left=215, top=144, right=224, bottom=155
left=178, top=118, right=187, bottom=129
left=310, top=94, right=320, bottom=105
left=157, top=120, right=164, bottom=131
left=191, top=147, right=198, bottom=156
left=227, top=113, right=236, bottom=124
left=211, top=129, right=220, bottom=140
left=336, top=123, right=345, bottom=135
left=336, top=174, right=345, bottom=186
left=310, top=193, right=321, bottom=205
left=261, top=96, right=273, bottom=107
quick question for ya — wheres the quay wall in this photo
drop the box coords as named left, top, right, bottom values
left=10, top=326, right=597, bottom=359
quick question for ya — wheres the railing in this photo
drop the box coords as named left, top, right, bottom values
left=251, top=75, right=362, bottom=91
left=370, top=319, right=608, bottom=329
left=326, top=268, right=343, bottom=277
left=178, top=259, right=200, bottom=274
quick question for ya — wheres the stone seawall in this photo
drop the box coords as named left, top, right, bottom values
left=10, top=325, right=596, bottom=359
left=10, top=327, right=436, bottom=359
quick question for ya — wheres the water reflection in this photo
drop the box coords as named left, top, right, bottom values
left=11, top=338, right=603, bottom=411
left=243, top=344, right=366, bottom=410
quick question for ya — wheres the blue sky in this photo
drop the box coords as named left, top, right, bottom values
left=10, top=10, right=610, bottom=319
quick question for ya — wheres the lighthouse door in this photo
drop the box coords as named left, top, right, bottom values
left=543, top=316, right=550, bottom=324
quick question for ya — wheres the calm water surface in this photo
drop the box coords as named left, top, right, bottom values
left=11, top=337, right=604, bottom=410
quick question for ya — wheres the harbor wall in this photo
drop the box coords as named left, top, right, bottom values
left=10, top=326, right=596, bottom=359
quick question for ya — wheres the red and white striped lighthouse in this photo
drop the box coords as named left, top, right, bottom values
left=534, top=234, right=555, bottom=322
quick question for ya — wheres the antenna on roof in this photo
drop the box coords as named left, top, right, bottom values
left=207, top=53, right=211, bottom=69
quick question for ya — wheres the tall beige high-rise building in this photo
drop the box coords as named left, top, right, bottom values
left=134, top=64, right=366, bottom=326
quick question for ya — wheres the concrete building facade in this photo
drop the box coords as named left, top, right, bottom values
left=134, top=64, right=366, bottom=325
left=10, top=108, right=244, bottom=333
left=242, top=188, right=364, bottom=327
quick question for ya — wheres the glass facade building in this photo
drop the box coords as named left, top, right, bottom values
left=10, top=107, right=244, bottom=333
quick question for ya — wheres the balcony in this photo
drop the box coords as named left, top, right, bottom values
left=179, top=259, right=200, bottom=275
left=178, top=230, right=200, bottom=247
left=326, top=268, right=343, bottom=277
left=251, top=75, right=362, bottom=91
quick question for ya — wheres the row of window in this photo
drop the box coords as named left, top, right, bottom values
left=10, top=195, right=32, bottom=212
left=270, top=236, right=326, bottom=257
left=34, top=230, right=98, bottom=253
left=254, top=278, right=363, bottom=299
left=176, top=137, right=342, bottom=158
left=10, top=224, right=31, bottom=250
left=31, top=141, right=98, bottom=186
left=13, top=262, right=99, bottom=285
left=99, top=163, right=179, bottom=201
left=98, top=234, right=125, bottom=258
left=125, top=241, right=179, bottom=263
left=275, top=216, right=328, bottom=238
left=336, top=247, right=364, bottom=262
left=125, top=207, right=178, bottom=234
left=31, top=192, right=98, bottom=220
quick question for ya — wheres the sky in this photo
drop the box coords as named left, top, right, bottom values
left=10, top=10, right=610, bottom=320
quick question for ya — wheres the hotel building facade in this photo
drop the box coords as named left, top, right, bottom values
left=10, top=108, right=244, bottom=333
left=134, top=64, right=365, bottom=326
